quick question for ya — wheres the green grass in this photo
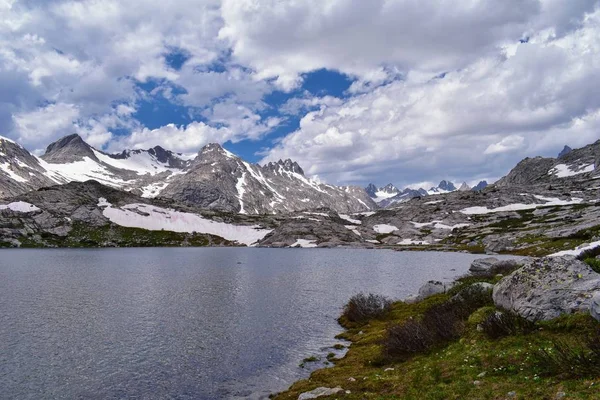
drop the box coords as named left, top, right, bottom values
left=274, top=292, right=600, bottom=399
left=4, top=222, right=235, bottom=248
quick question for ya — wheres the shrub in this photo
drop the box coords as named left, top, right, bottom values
left=382, top=285, right=493, bottom=361
left=342, top=293, right=392, bottom=323
left=480, top=310, right=537, bottom=339
left=533, top=328, right=600, bottom=378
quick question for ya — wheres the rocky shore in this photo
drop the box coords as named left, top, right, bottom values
left=275, top=252, right=600, bottom=399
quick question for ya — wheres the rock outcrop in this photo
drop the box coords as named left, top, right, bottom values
left=493, top=256, right=600, bottom=321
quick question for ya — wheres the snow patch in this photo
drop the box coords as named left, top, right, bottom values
left=549, top=241, right=600, bottom=257
left=549, top=163, right=595, bottom=178
left=0, top=163, right=29, bottom=182
left=344, top=225, right=361, bottom=236
left=460, top=196, right=584, bottom=215
left=0, top=201, right=40, bottom=212
left=339, top=214, right=362, bottom=224
left=99, top=201, right=272, bottom=245
left=397, top=239, right=429, bottom=245
left=373, top=224, right=398, bottom=234
left=291, top=239, right=318, bottom=248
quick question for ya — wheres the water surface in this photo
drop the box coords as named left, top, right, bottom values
left=0, top=248, right=517, bottom=399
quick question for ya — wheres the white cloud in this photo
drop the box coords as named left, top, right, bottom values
left=220, top=0, right=542, bottom=90
left=262, top=7, right=600, bottom=186
left=484, top=135, right=525, bottom=155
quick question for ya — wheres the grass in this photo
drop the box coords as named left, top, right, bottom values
left=578, top=246, right=600, bottom=274
left=273, top=288, right=600, bottom=399
left=1, top=222, right=235, bottom=248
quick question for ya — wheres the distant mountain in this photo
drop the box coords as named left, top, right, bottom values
left=496, top=140, right=599, bottom=187
left=160, top=143, right=376, bottom=214
left=458, top=182, right=471, bottom=191
left=0, top=134, right=376, bottom=214
left=427, top=180, right=457, bottom=195
left=558, top=145, right=572, bottom=158
left=471, top=181, right=488, bottom=191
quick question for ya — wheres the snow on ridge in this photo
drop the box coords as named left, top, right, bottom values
left=98, top=200, right=272, bottom=246
left=549, top=163, right=595, bottom=178
left=0, top=201, right=40, bottom=212
left=0, top=162, right=29, bottom=183
left=549, top=240, right=600, bottom=257
left=93, top=149, right=173, bottom=176
left=373, top=224, right=398, bottom=234
left=339, top=214, right=362, bottom=224
left=460, top=196, right=584, bottom=215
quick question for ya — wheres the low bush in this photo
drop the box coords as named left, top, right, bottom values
left=342, top=293, right=392, bottom=323
left=382, top=285, right=493, bottom=361
left=480, top=310, right=537, bottom=339
left=533, top=328, right=600, bottom=378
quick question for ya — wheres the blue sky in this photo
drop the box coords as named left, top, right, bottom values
left=2, top=0, right=600, bottom=189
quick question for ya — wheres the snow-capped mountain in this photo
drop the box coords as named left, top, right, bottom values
left=0, top=134, right=376, bottom=214
left=428, top=180, right=457, bottom=194
left=364, top=183, right=400, bottom=203
left=160, top=143, right=376, bottom=214
left=496, top=140, right=599, bottom=187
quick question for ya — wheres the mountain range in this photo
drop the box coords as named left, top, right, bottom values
left=1, top=137, right=599, bottom=250
left=0, top=134, right=376, bottom=214
left=365, top=179, right=489, bottom=207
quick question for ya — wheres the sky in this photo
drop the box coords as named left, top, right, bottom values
left=1, top=0, right=600, bottom=190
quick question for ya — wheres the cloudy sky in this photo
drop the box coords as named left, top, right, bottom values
left=2, top=0, right=600, bottom=189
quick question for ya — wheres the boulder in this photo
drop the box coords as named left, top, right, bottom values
left=493, top=256, right=600, bottom=321
left=417, top=280, right=454, bottom=300
left=590, top=292, right=600, bottom=322
left=470, top=257, right=500, bottom=274
left=298, top=387, right=343, bottom=400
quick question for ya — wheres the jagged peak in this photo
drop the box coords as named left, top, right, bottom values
left=42, top=134, right=96, bottom=163
left=265, top=158, right=305, bottom=175
left=198, top=143, right=237, bottom=159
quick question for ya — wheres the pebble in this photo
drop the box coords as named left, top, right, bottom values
left=507, top=391, right=517, bottom=398
left=473, top=380, right=482, bottom=386
left=347, top=377, right=356, bottom=382
left=477, top=372, right=487, bottom=378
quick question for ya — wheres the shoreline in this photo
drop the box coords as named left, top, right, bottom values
left=272, top=254, right=600, bottom=399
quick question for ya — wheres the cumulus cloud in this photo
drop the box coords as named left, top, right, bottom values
left=262, top=6, right=600, bottom=185
left=1, top=0, right=600, bottom=189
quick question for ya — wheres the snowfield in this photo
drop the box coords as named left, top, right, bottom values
left=397, top=239, right=429, bottom=245
left=373, top=224, right=398, bottom=234
left=291, top=239, right=318, bottom=248
left=0, top=201, right=40, bottom=212
left=339, top=214, right=362, bottom=224
left=460, top=196, right=584, bottom=215
left=549, top=163, right=595, bottom=178
left=97, top=198, right=272, bottom=245
left=410, top=221, right=470, bottom=230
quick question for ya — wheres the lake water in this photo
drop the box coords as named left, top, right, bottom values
left=0, top=248, right=517, bottom=399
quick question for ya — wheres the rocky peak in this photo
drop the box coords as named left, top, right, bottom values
left=381, top=183, right=400, bottom=194
left=265, top=159, right=305, bottom=175
left=365, top=183, right=378, bottom=197
left=558, top=145, right=572, bottom=158
left=438, top=180, right=457, bottom=192
left=472, top=181, right=488, bottom=191
left=42, top=134, right=96, bottom=163
left=458, top=182, right=471, bottom=191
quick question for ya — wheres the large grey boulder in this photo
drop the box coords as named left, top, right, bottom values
left=493, top=256, right=600, bottom=321
left=590, top=292, right=600, bottom=322
left=298, top=387, right=343, bottom=400
left=417, top=280, right=454, bottom=300
left=470, top=257, right=500, bottom=274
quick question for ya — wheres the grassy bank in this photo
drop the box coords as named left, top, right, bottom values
left=274, top=273, right=600, bottom=399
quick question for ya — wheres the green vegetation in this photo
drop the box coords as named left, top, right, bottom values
left=1, top=222, right=234, bottom=248
left=274, top=281, right=600, bottom=399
